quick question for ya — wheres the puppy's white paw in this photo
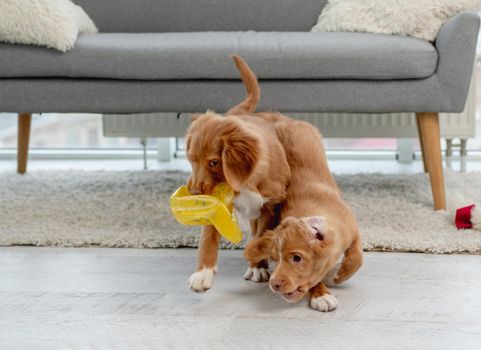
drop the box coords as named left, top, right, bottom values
left=323, top=263, right=341, bottom=287
left=188, top=268, right=215, bottom=292
left=310, top=294, right=338, bottom=312
left=243, top=267, right=270, bottom=282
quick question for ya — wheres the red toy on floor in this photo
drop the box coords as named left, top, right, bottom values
left=452, top=203, right=481, bottom=231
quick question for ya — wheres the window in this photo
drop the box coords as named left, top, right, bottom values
left=0, top=113, right=158, bottom=149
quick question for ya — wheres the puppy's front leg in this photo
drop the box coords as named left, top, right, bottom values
left=243, top=204, right=278, bottom=283
left=309, top=282, right=338, bottom=312
left=188, top=225, right=220, bottom=292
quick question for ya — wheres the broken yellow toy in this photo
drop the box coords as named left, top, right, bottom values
left=170, top=183, right=243, bottom=244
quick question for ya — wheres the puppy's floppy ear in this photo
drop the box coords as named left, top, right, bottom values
left=221, top=122, right=260, bottom=191
left=300, top=216, right=332, bottom=256
left=244, top=230, right=275, bottom=263
left=301, top=216, right=327, bottom=241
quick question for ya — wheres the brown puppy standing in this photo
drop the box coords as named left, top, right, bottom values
left=239, top=66, right=363, bottom=312
left=185, top=56, right=290, bottom=292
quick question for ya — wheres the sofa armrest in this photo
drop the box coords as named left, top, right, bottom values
left=435, top=11, right=480, bottom=112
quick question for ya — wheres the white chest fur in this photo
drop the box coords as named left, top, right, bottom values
left=233, top=188, right=266, bottom=220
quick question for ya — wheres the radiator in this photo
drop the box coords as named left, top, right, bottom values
left=103, top=71, right=476, bottom=140
left=103, top=112, right=188, bottom=137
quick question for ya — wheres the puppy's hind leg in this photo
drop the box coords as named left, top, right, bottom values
left=325, top=236, right=363, bottom=286
left=188, top=225, right=221, bottom=292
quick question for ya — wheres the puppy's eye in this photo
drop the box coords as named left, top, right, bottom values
left=209, top=159, right=219, bottom=168
left=292, top=254, right=302, bottom=263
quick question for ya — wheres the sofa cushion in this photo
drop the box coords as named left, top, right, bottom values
left=0, top=32, right=438, bottom=80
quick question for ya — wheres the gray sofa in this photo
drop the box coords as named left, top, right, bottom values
left=1, top=0, right=479, bottom=210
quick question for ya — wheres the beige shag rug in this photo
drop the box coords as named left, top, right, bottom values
left=1, top=170, right=480, bottom=254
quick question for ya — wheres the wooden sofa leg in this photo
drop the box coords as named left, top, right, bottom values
left=17, top=113, right=32, bottom=174
left=415, top=112, right=446, bottom=210
left=415, top=116, right=428, bottom=173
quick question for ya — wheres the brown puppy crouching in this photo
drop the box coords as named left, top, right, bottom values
left=244, top=111, right=363, bottom=312
left=185, top=57, right=290, bottom=292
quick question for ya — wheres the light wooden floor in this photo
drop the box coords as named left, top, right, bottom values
left=0, top=247, right=480, bottom=350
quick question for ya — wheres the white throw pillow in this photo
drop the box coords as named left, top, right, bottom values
left=312, top=0, right=481, bottom=41
left=0, top=0, right=98, bottom=52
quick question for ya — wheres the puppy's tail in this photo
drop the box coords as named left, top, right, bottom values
left=226, top=55, right=260, bottom=115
